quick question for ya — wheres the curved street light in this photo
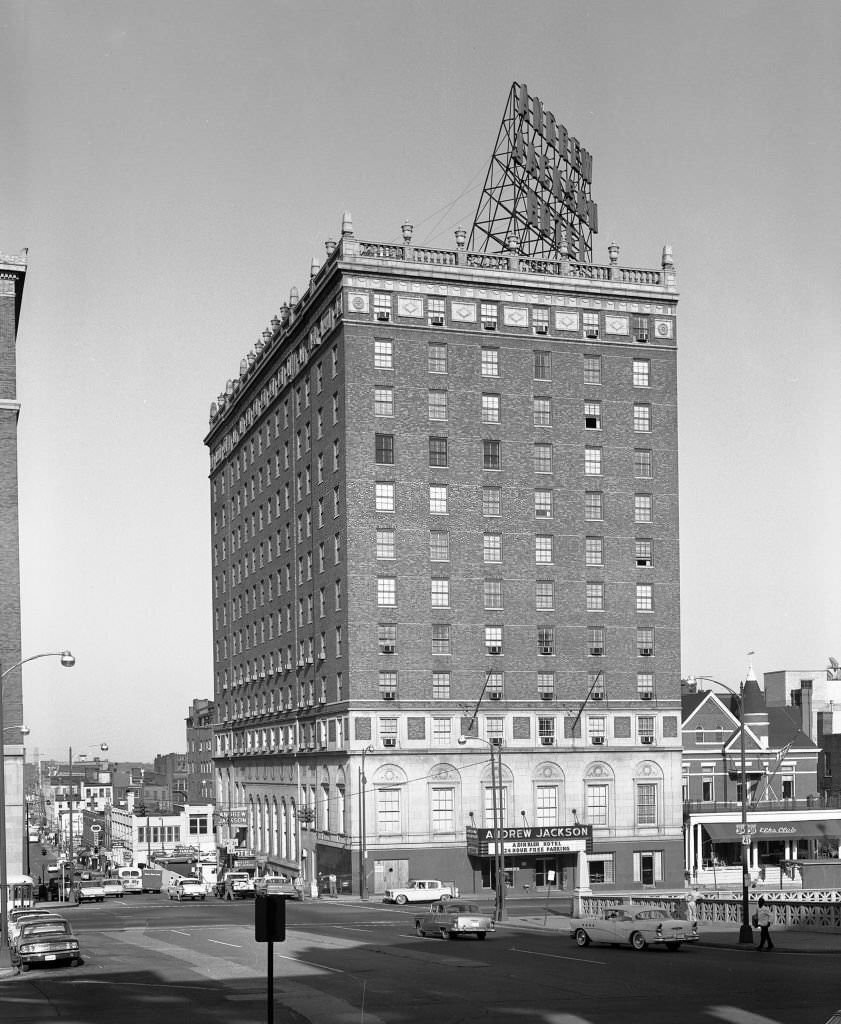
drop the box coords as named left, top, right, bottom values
left=688, top=669, right=756, bottom=944
left=0, top=650, right=75, bottom=965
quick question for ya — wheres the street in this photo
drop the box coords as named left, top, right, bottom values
left=2, top=892, right=839, bottom=1024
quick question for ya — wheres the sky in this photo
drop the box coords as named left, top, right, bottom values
left=2, top=0, right=839, bottom=762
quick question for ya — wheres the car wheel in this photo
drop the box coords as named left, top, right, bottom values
left=440, top=927, right=450, bottom=940
left=395, top=894, right=408, bottom=905
left=575, top=928, right=590, bottom=947
left=415, top=922, right=425, bottom=937
left=666, top=942, right=680, bottom=951
left=201, top=895, right=206, bottom=901
left=19, top=963, right=29, bottom=973
left=71, top=957, right=83, bottom=967
left=631, top=931, right=647, bottom=951
left=477, top=932, right=487, bottom=940
left=439, top=893, right=451, bottom=901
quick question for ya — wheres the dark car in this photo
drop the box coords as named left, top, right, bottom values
left=12, top=919, right=82, bottom=973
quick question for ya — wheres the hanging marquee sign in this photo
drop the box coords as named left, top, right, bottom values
left=466, top=824, right=593, bottom=857
left=469, top=82, right=598, bottom=262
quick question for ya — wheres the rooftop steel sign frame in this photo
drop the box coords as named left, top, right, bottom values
left=469, top=82, right=598, bottom=262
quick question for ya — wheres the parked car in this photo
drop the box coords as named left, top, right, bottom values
left=100, top=878, right=125, bottom=898
left=12, top=919, right=81, bottom=972
left=570, top=905, right=699, bottom=951
left=254, top=875, right=303, bottom=900
left=8, top=911, right=67, bottom=949
left=73, top=879, right=106, bottom=904
left=167, top=877, right=207, bottom=902
left=414, top=901, right=494, bottom=940
left=382, top=879, right=458, bottom=905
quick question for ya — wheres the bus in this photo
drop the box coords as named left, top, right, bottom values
left=116, top=867, right=142, bottom=893
left=4, top=873, right=35, bottom=910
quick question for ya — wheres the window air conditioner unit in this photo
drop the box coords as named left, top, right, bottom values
left=635, top=334, right=649, bottom=343
left=535, top=325, right=548, bottom=335
left=431, top=316, right=444, bottom=326
left=540, top=737, right=553, bottom=746
left=641, top=693, right=653, bottom=701
left=591, top=736, right=605, bottom=745
left=490, top=737, right=503, bottom=746
left=592, top=692, right=604, bottom=701
left=382, top=738, right=396, bottom=747
left=483, top=322, right=497, bottom=331
left=540, top=693, right=553, bottom=701
left=318, top=697, right=326, bottom=705
left=586, top=329, right=599, bottom=339
left=376, top=311, right=391, bottom=321
left=639, top=648, right=653, bottom=657
left=489, top=692, right=502, bottom=700
left=539, top=646, right=554, bottom=656
left=488, top=646, right=502, bottom=656
left=381, top=644, right=395, bottom=655
left=592, top=648, right=604, bottom=657
left=641, top=736, right=654, bottom=745
left=382, top=693, right=396, bottom=701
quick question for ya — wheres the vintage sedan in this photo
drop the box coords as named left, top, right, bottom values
left=414, top=901, right=494, bottom=940
left=571, top=905, right=698, bottom=951
left=8, top=911, right=66, bottom=949
left=101, top=877, right=125, bottom=898
left=73, top=879, right=106, bottom=904
left=166, top=877, right=207, bottom=901
left=12, top=919, right=82, bottom=972
left=254, top=875, right=303, bottom=900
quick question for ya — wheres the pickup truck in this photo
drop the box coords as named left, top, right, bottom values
left=382, top=879, right=458, bottom=905
left=223, top=871, right=255, bottom=900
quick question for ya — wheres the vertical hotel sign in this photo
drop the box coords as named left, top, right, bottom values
left=469, top=82, right=598, bottom=262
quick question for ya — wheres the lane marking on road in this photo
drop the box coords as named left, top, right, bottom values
left=207, top=938, right=242, bottom=948
left=510, top=945, right=607, bottom=966
left=276, top=953, right=344, bottom=974
left=171, top=929, right=191, bottom=936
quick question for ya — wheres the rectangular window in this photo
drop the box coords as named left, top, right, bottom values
left=481, top=347, right=499, bottom=377
left=428, top=341, right=448, bottom=372
left=432, top=671, right=451, bottom=699
left=432, top=717, right=452, bottom=745
left=585, top=487, right=602, bottom=520
left=481, top=302, right=498, bottom=330
left=538, top=717, right=555, bottom=747
left=538, top=627, right=555, bottom=656
left=702, top=778, right=714, bottom=802
left=637, top=627, right=655, bottom=657
left=533, top=396, right=552, bottom=427
left=535, top=535, right=553, bottom=564
left=637, top=672, right=654, bottom=700
left=379, top=670, right=398, bottom=699
left=484, top=579, right=503, bottom=609
left=583, top=312, right=600, bottom=338
left=584, top=446, right=602, bottom=475
left=431, top=578, right=450, bottom=608
left=585, top=536, right=603, bottom=565
left=431, top=624, right=450, bottom=656
left=429, top=485, right=448, bottom=514
left=635, top=494, right=653, bottom=523
left=584, top=401, right=601, bottom=430
left=483, top=440, right=501, bottom=470
left=428, top=390, right=448, bottom=421
left=636, top=784, right=657, bottom=825
left=482, top=487, right=501, bottom=517
left=374, top=293, right=391, bottom=321
left=632, top=315, right=649, bottom=343
left=377, top=787, right=400, bottom=831
left=534, top=489, right=553, bottom=519
left=534, top=350, right=552, bottom=380
left=428, top=299, right=446, bottom=327
left=633, top=358, right=650, bottom=387
left=636, top=583, right=654, bottom=612
left=537, top=672, right=555, bottom=700
left=483, top=533, right=502, bottom=563
left=376, top=528, right=395, bottom=560
left=377, top=578, right=396, bottom=606
left=374, top=387, right=393, bottom=417
left=429, top=436, right=448, bottom=468
left=588, top=716, right=606, bottom=745
left=588, top=626, right=605, bottom=657
left=534, top=443, right=553, bottom=474
left=485, top=625, right=503, bottom=656
left=429, top=530, right=450, bottom=561
left=589, top=671, right=605, bottom=701
left=586, top=582, right=605, bottom=611
left=486, top=671, right=504, bottom=699
left=532, top=307, right=549, bottom=335
left=374, top=339, right=393, bottom=369
left=638, top=716, right=655, bottom=742
left=633, top=403, right=651, bottom=432
left=634, top=449, right=653, bottom=478
left=375, top=433, right=394, bottom=464
left=586, top=783, right=608, bottom=824
left=535, top=580, right=554, bottom=611
left=482, top=393, right=500, bottom=423
left=375, top=482, right=395, bottom=513
left=584, top=354, right=602, bottom=385
left=486, top=716, right=504, bottom=744
left=431, top=788, right=455, bottom=833
left=378, top=623, right=396, bottom=655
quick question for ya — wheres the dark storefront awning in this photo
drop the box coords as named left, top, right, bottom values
left=704, top=819, right=841, bottom=842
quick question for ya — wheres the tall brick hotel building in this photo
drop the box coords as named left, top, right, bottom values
left=205, top=86, right=683, bottom=897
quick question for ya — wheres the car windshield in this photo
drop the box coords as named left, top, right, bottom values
left=80, top=881, right=101, bottom=889
left=451, top=904, right=480, bottom=913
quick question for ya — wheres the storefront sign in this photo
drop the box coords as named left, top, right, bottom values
left=467, top=824, right=592, bottom=857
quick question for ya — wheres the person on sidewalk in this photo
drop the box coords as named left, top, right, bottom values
left=755, top=897, right=775, bottom=951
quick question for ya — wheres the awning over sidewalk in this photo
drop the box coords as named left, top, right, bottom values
left=703, top=819, right=841, bottom=842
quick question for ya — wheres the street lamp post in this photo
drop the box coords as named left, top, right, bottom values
left=67, top=742, right=108, bottom=893
left=0, top=651, right=75, bottom=963
left=359, top=745, right=373, bottom=901
left=691, top=671, right=755, bottom=944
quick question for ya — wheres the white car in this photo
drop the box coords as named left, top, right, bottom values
left=73, top=879, right=106, bottom=904
left=571, top=905, right=699, bottom=951
left=383, top=879, right=458, bottom=905
left=166, top=877, right=207, bottom=902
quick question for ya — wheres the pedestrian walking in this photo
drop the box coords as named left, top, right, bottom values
left=685, top=889, right=698, bottom=923
left=754, top=897, right=775, bottom=951
left=328, top=872, right=337, bottom=897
